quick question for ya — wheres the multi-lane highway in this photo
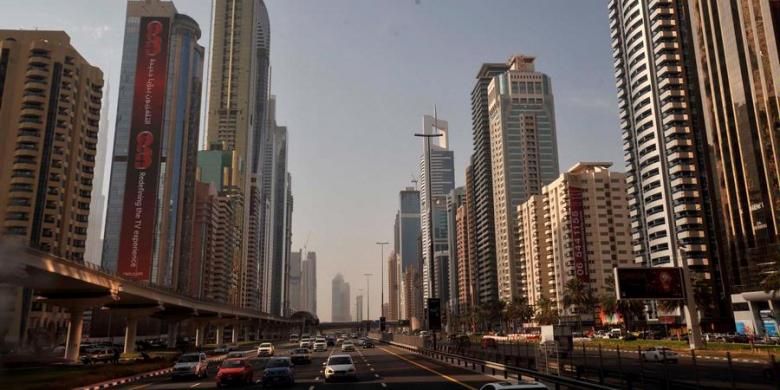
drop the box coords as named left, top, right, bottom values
left=114, top=341, right=512, bottom=390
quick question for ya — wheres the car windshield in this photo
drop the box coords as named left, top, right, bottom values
left=266, top=359, right=290, bottom=368
left=221, top=359, right=244, bottom=368
left=329, top=357, right=352, bottom=365
left=260, top=343, right=272, bottom=348
left=178, top=355, right=200, bottom=363
left=293, top=349, right=308, bottom=354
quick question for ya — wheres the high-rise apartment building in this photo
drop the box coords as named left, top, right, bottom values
left=446, top=187, right=465, bottom=313
left=455, top=194, right=475, bottom=311
left=0, top=30, right=103, bottom=345
left=488, top=55, right=560, bottom=302
left=207, top=0, right=272, bottom=312
left=398, top=188, right=422, bottom=320
left=85, top=81, right=111, bottom=265
left=289, top=250, right=302, bottom=312
left=331, top=273, right=351, bottom=322
left=608, top=0, right=728, bottom=327
left=266, top=124, right=290, bottom=316
left=355, top=295, right=363, bottom=322
left=387, top=251, right=399, bottom=321
left=470, top=62, right=509, bottom=306
left=103, top=0, right=204, bottom=292
left=419, top=115, right=455, bottom=304
left=518, top=163, right=633, bottom=322
left=301, top=251, right=317, bottom=315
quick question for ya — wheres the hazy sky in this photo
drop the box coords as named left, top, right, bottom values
left=1, top=0, right=622, bottom=321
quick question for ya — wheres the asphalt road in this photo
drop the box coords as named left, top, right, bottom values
left=114, top=341, right=515, bottom=390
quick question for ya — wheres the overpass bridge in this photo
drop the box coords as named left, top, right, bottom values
left=318, top=319, right=409, bottom=331
left=0, top=243, right=296, bottom=361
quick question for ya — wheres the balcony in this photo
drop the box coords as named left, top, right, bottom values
left=651, top=18, right=676, bottom=32
left=26, top=68, right=49, bottom=79
left=670, top=175, right=697, bottom=187
left=672, top=189, right=699, bottom=201
left=658, top=76, right=684, bottom=90
left=668, top=150, right=694, bottom=161
left=678, top=229, right=705, bottom=239
left=657, top=65, right=683, bottom=79
left=662, top=112, right=688, bottom=126
left=660, top=87, right=685, bottom=101
left=654, top=41, right=679, bottom=55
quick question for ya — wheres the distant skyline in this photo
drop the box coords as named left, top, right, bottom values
left=0, top=0, right=622, bottom=321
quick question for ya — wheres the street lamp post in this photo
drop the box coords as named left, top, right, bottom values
left=376, top=241, right=389, bottom=320
left=364, top=273, right=372, bottom=328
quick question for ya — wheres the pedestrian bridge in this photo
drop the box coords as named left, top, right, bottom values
left=0, top=240, right=295, bottom=361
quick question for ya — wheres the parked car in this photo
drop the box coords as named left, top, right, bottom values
left=216, top=358, right=253, bottom=387
left=290, top=348, right=311, bottom=364
left=640, top=347, right=679, bottom=363
left=341, top=341, right=356, bottom=352
left=261, top=357, right=295, bottom=387
left=257, top=342, right=275, bottom=357
left=172, top=352, right=209, bottom=379
left=323, top=354, right=356, bottom=382
left=480, top=381, right=549, bottom=390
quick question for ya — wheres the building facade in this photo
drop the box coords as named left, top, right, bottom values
left=488, top=55, right=560, bottom=302
left=288, top=250, right=302, bottom=312
left=355, top=295, right=363, bottom=322
left=446, top=187, right=465, bottom=314
left=103, top=0, right=204, bottom=292
left=387, top=252, right=400, bottom=321
left=301, top=251, right=317, bottom=315
left=331, top=273, right=351, bottom=322
left=398, top=188, right=422, bottom=320
left=608, top=0, right=729, bottom=327
left=0, top=30, right=103, bottom=346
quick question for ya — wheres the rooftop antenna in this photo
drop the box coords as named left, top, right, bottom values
left=410, top=173, right=418, bottom=190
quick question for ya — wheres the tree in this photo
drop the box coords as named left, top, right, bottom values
left=562, top=278, right=596, bottom=332
left=504, top=298, right=534, bottom=332
left=601, top=275, right=645, bottom=331
left=761, top=269, right=780, bottom=299
left=535, top=296, right=559, bottom=325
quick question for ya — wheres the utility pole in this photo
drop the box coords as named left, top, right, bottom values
left=376, top=241, right=389, bottom=320
left=364, top=273, right=373, bottom=328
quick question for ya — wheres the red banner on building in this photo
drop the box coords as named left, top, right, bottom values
left=569, top=186, right=589, bottom=283
left=117, top=17, right=171, bottom=280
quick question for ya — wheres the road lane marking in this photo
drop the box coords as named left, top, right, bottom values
left=378, top=346, right=477, bottom=390
left=374, top=373, right=380, bottom=378
left=309, top=386, right=315, bottom=390
left=381, top=383, right=387, bottom=388
left=190, top=384, right=201, bottom=388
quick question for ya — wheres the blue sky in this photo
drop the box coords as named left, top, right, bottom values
left=1, top=0, right=622, bottom=321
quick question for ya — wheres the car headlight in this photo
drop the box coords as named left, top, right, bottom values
left=325, top=368, right=333, bottom=374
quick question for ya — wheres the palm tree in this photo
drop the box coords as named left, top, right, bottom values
left=562, top=278, right=595, bottom=332
left=601, top=275, right=645, bottom=331
left=505, top=298, right=533, bottom=332
left=534, top=296, right=559, bottom=325
left=761, top=269, right=780, bottom=299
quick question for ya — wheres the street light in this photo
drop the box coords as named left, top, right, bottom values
left=376, top=241, right=389, bottom=320
left=364, top=273, right=373, bottom=327
left=414, top=129, right=443, bottom=306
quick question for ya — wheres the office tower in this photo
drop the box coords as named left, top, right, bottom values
left=331, top=274, right=351, bottom=322
left=187, top=181, right=212, bottom=299
left=686, top=0, right=780, bottom=333
left=470, top=62, right=509, bottom=306
left=301, top=251, right=317, bottom=315
left=355, top=295, right=363, bottom=322
left=488, top=55, right=560, bottom=302
left=419, top=114, right=455, bottom=304
left=462, top=164, right=478, bottom=311
left=0, top=30, right=103, bottom=345
left=446, top=187, right=465, bottom=314
left=518, top=163, right=632, bottom=323
left=387, top=252, right=400, bottom=321
left=608, top=0, right=727, bottom=327
left=267, top=124, right=290, bottom=316
left=85, top=81, right=111, bottom=265
left=398, top=188, right=421, bottom=320
left=455, top=189, right=474, bottom=311
left=207, top=0, right=272, bottom=311
left=102, top=0, right=204, bottom=291
left=197, top=149, right=241, bottom=303
left=289, top=250, right=302, bottom=312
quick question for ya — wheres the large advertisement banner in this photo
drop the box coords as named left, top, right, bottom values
left=614, top=267, right=686, bottom=300
left=117, top=17, right=171, bottom=280
left=568, top=186, right=589, bottom=283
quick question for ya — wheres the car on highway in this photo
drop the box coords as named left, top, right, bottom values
left=362, top=339, right=374, bottom=348
left=226, top=351, right=247, bottom=359
left=341, top=340, right=356, bottom=352
left=290, top=348, right=311, bottom=364
left=289, top=334, right=299, bottom=343
left=336, top=337, right=345, bottom=345
left=323, top=354, right=357, bottom=382
left=80, top=346, right=117, bottom=365
left=479, top=381, right=549, bottom=390
left=326, top=336, right=336, bottom=346
left=257, top=342, right=275, bottom=357
left=640, top=347, right=679, bottom=363
left=216, top=358, right=253, bottom=387
left=261, top=357, right=295, bottom=387
left=299, top=337, right=312, bottom=349
left=172, top=352, right=209, bottom=379
left=213, top=344, right=230, bottom=354
left=312, top=340, right=327, bottom=352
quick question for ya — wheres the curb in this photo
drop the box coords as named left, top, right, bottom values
left=74, top=367, right=173, bottom=390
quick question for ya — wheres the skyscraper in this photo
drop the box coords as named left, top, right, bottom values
left=102, top=0, right=204, bottom=292
left=398, top=188, right=422, bottom=320
left=446, top=187, right=465, bottom=314
left=355, top=295, right=363, bottom=322
left=0, top=30, right=103, bottom=345
left=301, top=251, right=317, bottom=315
left=331, top=274, right=351, bottom=322
left=387, top=251, right=399, bottom=321
left=289, top=250, right=302, bottom=312
left=85, top=80, right=111, bottom=265
left=608, top=0, right=727, bottom=326
left=488, top=55, right=560, bottom=302
left=470, top=62, right=509, bottom=306
left=267, top=124, right=290, bottom=316
left=419, top=114, right=455, bottom=304
left=207, top=0, right=272, bottom=311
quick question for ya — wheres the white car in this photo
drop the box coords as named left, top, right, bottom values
left=312, top=341, right=327, bottom=352
left=641, top=347, right=679, bottom=363
left=257, top=342, right=275, bottom=357
left=299, top=338, right=312, bottom=349
left=341, top=341, right=356, bottom=352
left=480, top=381, right=549, bottom=390
left=323, top=354, right=356, bottom=382
left=172, top=352, right=208, bottom=379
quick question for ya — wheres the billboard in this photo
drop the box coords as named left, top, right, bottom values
left=569, top=186, right=589, bottom=283
left=116, top=17, right=171, bottom=280
left=614, top=267, right=686, bottom=300
left=427, top=298, right=441, bottom=330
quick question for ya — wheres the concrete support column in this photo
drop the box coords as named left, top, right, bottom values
left=124, top=317, right=138, bottom=354
left=215, top=325, right=224, bottom=345
left=167, top=322, right=178, bottom=349
left=64, top=308, right=84, bottom=362
left=195, top=323, right=206, bottom=348
left=231, top=325, right=239, bottom=344
left=243, top=325, right=250, bottom=342
left=256, top=324, right=262, bottom=341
